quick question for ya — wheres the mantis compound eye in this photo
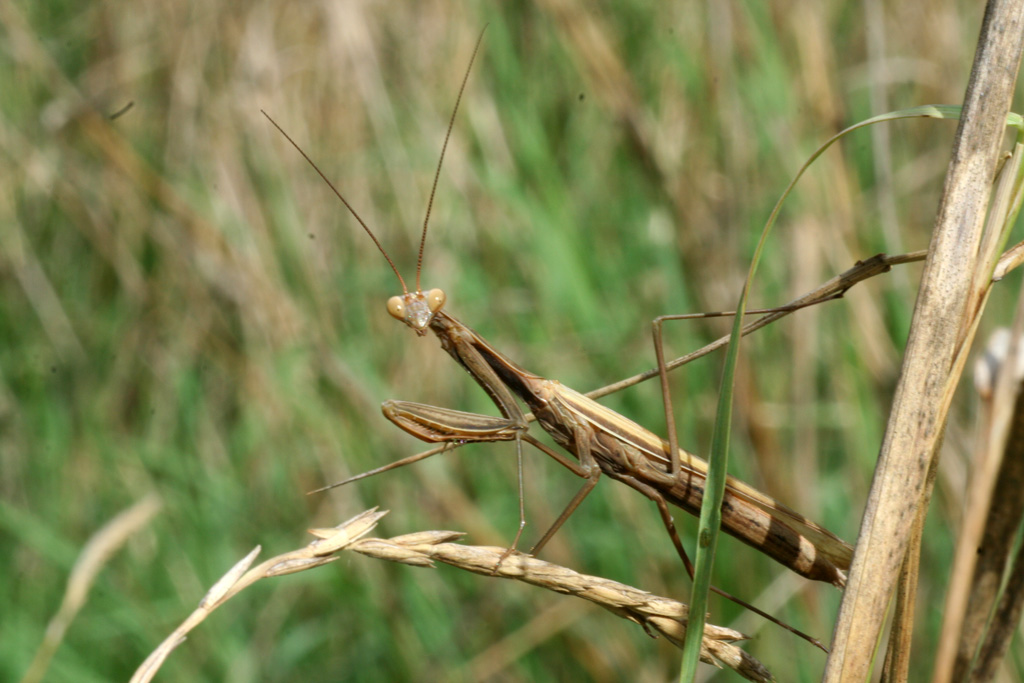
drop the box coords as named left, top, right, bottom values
left=425, top=289, right=447, bottom=313
left=386, top=296, right=406, bottom=321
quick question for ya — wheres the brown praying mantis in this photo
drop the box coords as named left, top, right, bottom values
left=263, top=30, right=854, bottom=646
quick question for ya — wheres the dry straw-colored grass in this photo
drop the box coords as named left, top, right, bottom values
left=129, top=509, right=774, bottom=683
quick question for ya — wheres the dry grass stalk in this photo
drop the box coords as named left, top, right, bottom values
left=936, top=319, right=1024, bottom=680
left=970, top=324, right=1024, bottom=680
left=129, top=508, right=386, bottom=683
left=130, top=509, right=774, bottom=683
left=888, top=145, right=1024, bottom=683
left=971, top=533, right=1024, bottom=681
left=23, top=495, right=162, bottom=683
left=826, top=1, right=1024, bottom=678
left=349, top=533, right=772, bottom=681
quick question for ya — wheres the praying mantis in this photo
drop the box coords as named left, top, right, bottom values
left=263, top=29, right=854, bottom=644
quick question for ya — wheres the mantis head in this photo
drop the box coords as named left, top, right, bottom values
left=263, top=29, right=482, bottom=341
left=387, top=288, right=447, bottom=334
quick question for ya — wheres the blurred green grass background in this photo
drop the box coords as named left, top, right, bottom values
left=3, top=1, right=1020, bottom=680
